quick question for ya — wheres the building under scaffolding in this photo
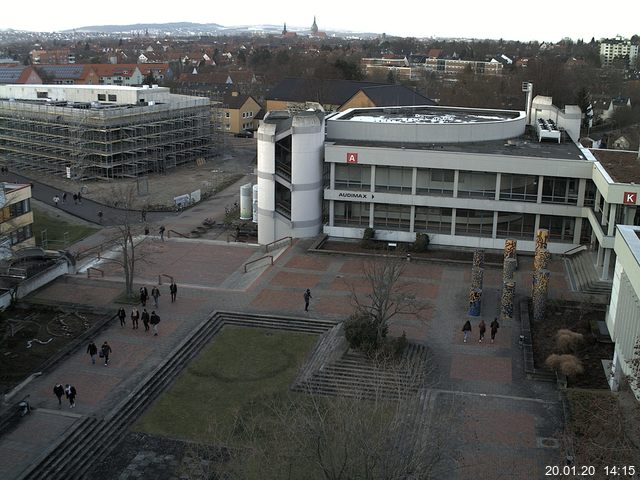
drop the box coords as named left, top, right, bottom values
left=0, top=84, right=213, bottom=180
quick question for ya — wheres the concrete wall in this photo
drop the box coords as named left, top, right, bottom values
left=0, top=84, right=171, bottom=105
left=0, top=258, right=71, bottom=309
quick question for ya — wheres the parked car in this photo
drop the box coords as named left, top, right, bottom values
left=234, top=129, right=253, bottom=138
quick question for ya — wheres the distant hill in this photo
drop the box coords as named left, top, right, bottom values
left=70, top=22, right=225, bottom=34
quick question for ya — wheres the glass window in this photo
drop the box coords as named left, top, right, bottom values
left=108, top=94, right=117, bottom=102
left=495, top=212, right=536, bottom=240
left=97, top=94, right=106, bottom=101
left=539, top=215, right=575, bottom=243
left=455, top=209, right=494, bottom=237
left=500, top=174, right=538, bottom=202
left=415, top=206, right=452, bottom=234
left=334, top=201, right=370, bottom=227
left=457, top=171, right=496, bottom=199
left=334, top=164, right=371, bottom=191
left=583, top=180, right=596, bottom=207
left=373, top=203, right=411, bottom=231
left=541, top=176, right=578, bottom=205
left=416, top=168, right=454, bottom=196
left=375, top=166, right=413, bottom=193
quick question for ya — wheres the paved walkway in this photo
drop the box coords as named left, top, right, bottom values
left=0, top=224, right=569, bottom=478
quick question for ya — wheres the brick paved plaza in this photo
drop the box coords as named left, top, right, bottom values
left=0, top=233, right=566, bottom=479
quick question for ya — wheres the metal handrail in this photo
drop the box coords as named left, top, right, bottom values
left=562, top=244, right=587, bottom=258
left=243, top=255, right=273, bottom=273
left=167, top=229, right=188, bottom=238
left=87, top=267, right=104, bottom=278
left=264, top=236, right=293, bottom=253
left=158, top=273, right=174, bottom=285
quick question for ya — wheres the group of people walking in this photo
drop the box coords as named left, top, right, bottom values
left=52, top=191, right=82, bottom=207
left=462, top=317, right=500, bottom=343
left=86, top=340, right=112, bottom=366
left=53, top=383, right=77, bottom=408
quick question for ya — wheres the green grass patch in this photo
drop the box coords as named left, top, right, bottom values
left=134, top=325, right=317, bottom=443
left=32, top=205, right=99, bottom=248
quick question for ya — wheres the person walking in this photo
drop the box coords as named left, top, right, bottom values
left=169, top=281, right=177, bottom=303
left=462, top=320, right=472, bottom=343
left=141, top=308, right=150, bottom=332
left=141, top=209, right=146, bottom=222
left=150, top=311, right=161, bottom=336
left=139, top=286, right=148, bottom=307
left=86, top=341, right=98, bottom=364
left=131, top=307, right=140, bottom=330
left=53, top=195, right=60, bottom=207
left=64, top=384, right=77, bottom=408
left=478, top=319, right=486, bottom=343
left=62, top=192, right=67, bottom=204
left=101, top=341, right=112, bottom=366
left=98, top=210, right=103, bottom=224
left=117, top=307, right=126, bottom=327
left=53, top=383, right=65, bottom=407
left=303, top=288, right=312, bottom=312
left=77, top=191, right=82, bottom=204
left=490, top=318, right=500, bottom=344
left=159, top=225, right=165, bottom=241
left=151, top=286, right=161, bottom=308
left=73, top=193, right=78, bottom=205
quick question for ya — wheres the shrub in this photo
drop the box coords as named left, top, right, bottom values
left=412, top=233, right=430, bottom=253
left=344, top=311, right=378, bottom=352
left=545, top=353, right=584, bottom=377
left=361, top=228, right=376, bottom=249
left=554, top=329, right=584, bottom=353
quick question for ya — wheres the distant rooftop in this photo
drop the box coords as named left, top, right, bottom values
left=590, top=149, right=640, bottom=184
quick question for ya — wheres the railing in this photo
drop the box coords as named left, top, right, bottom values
left=264, top=236, right=292, bottom=253
left=562, top=244, right=587, bottom=258
left=167, top=229, right=188, bottom=238
left=243, top=255, right=273, bottom=273
left=158, top=273, right=174, bottom=285
left=87, top=267, right=104, bottom=278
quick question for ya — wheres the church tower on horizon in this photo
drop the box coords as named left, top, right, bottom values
left=311, top=16, right=318, bottom=35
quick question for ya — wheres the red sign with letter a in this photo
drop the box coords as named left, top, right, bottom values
left=623, top=192, right=637, bottom=205
left=346, top=152, right=358, bottom=164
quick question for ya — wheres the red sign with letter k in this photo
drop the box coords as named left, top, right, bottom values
left=623, top=192, right=637, bottom=205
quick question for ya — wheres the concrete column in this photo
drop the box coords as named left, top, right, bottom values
left=596, top=244, right=604, bottom=267
left=595, top=190, right=601, bottom=212
left=601, top=200, right=609, bottom=227
left=534, top=214, right=540, bottom=238
left=607, top=203, right=617, bottom=236
left=369, top=202, right=374, bottom=228
left=495, top=173, right=501, bottom=201
left=537, top=175, right=544, bottom=203
left=453, top=170, right=459, bottom=198
left=492, top=211, right=498, bottom=238
left=625, top=206, right=637, bottom=224
left=602, top=248, right=612, bottom=281
left=410, top=205, right=415, bottom=232
left=573, top=217, right=583, bottom=244
left=329, top=200, right=334, bottom=227
left=329, top=162, right=335, bottom=190
left=451, top=209, right=457, bottom=236
left=577, top=178, right=586, bottom=207
left=411, top=167, right=417, bottom=196
left=370, top=165, right=376, bottom=193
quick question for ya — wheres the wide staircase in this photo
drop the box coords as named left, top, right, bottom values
left=18, top=312, right=336, bottom=480
left=563, top=250, right=613, bottom=297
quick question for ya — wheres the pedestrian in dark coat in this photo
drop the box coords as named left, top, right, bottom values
left=490, top=318, right=500, bottom=343
left=62, top=192, right=67, bottom=204
left=141, top=309, right=150, bottom=332
left=87, top=341, right=98, bottom=364
left=151, top=286, right=161, bottom=308
left=150, top=311, right=161, bottom=336
left=462, top=320, right=472, bottom=343
left=169, top=281, right=177, bottom=303
left=53, top=383, right=64, bottom=407
left=131, top=307, right=140, bottom=329
left=77, top=191, right=82, bottom=203
left=478, top=319, right=486, bottom=343
left=117, top=307, right=126, bottom=327
left=304, top=289, right=312, bottom=312
left=159, top=225, right=165, bottom=241
left=64, top=384, right=77, bottom=408
left=101, top=341, right=112, bottom=366
left=139, top=286, right=148, bottom=307
left=73, top=193, right=78, bottom=205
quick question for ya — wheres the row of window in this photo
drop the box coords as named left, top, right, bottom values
left=333, top=201, right=576, bottom=242
left=333, top=164, right=584, bottom=205
left=97, top=94, right=117, bottom=102
left=0, top=199, right=31, bottom=223
left=7, top=224, right=33, bottom=246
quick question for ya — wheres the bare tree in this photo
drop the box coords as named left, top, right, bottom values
left=349, top=255, right=427, bottom=346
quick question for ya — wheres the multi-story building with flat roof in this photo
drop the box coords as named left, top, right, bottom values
left=599, top=37, right=639, bottom=67
left=0, top=182, right=34, bottom=251
left=0, top=84, right=212, bottom=180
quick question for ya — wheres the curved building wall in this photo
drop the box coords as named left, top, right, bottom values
left=257, top=122, right=276, bottom=244
left=327, top=106, right=526, bottom=144
left=290, top=114, right=324, bottom=238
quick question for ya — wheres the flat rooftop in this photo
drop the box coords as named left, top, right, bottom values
left=329, top=128, right=587, bottom=161
left=590, top=149, right=640, bottom=183
left=337, top=105, right=520, bottom=124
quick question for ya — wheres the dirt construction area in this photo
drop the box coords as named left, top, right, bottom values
left=18, top=137, right=256, bottom=210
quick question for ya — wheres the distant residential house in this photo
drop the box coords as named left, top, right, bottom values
left=91, top=64, right=143, bottom=85
left=219, top=92, right=262, bottom=133
left=491, top=54, right=513, bottom=65
left=138, top=63, right=173, bottom=83
left=30, top=49, right=75, bottom=64
left=137, top=53, right=149, bottom=63
left=424, top=57, right=503, bottom=75
left=612, top=135, right=631, bottom=150
left=32, top=64, right=99, bottom=85
left=602, top=96, right=632, bottom=121
left=0, top=66, right=43, bottom=84
left=265, top=78, right=435, bottom=113
left=426, top=49, right=442, bottom=59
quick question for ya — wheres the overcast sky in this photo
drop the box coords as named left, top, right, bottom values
left=2, top=0, right=638, bottom=42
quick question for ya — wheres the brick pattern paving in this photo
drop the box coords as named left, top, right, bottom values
left=450, top=354, right=513, bottom=384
